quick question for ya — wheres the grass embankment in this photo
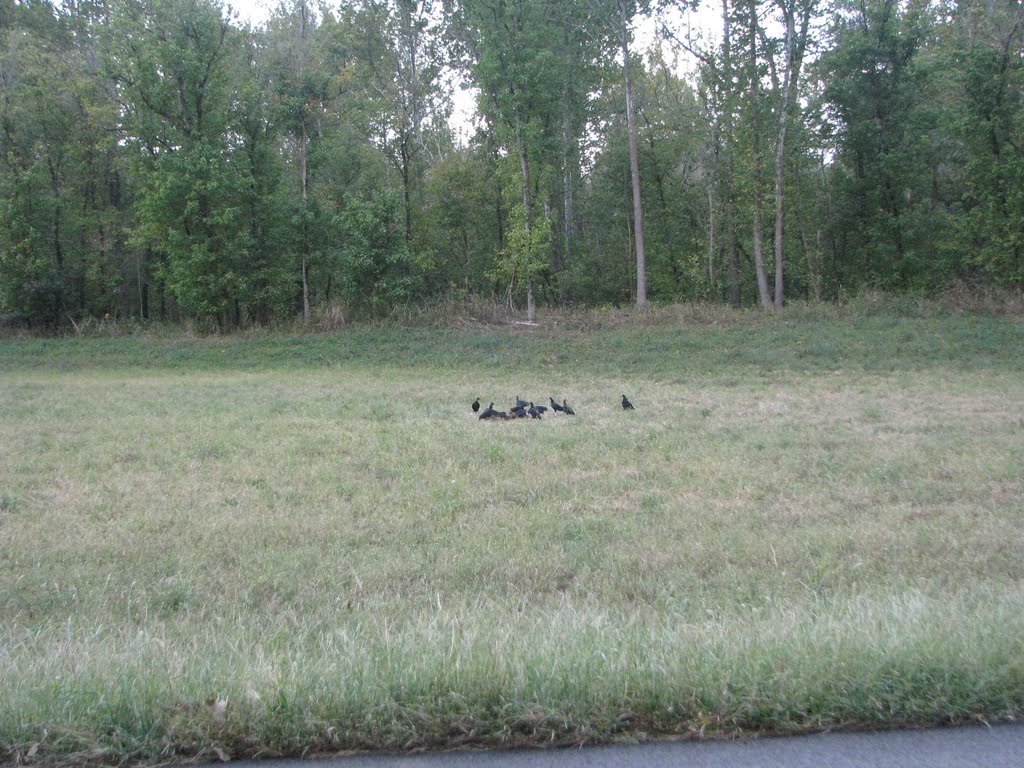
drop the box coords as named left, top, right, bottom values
left=1, top=308, right=1023, bottom=766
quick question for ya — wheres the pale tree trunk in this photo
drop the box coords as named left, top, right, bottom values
left=722, top=0, right=742, bottom=307
left=301, top=120, right=310, bottom=323
left=772, top=6, right=794, bottom=310
left=299, top=0, right=311, bottom=323
left=703, top=32, right=720, bottom=288
left=771, top=0, right=812, bottom=310
left=562, top=99, right=574, bottom=272
left=704, top=80, right=720, bottom=290
left=749, top=1, right=771, bottom=309
left=517, top=127, right=536, bottom=323
left=707, top=184, right=716, bottom=285
left=136, top=249, right=146, bottom=320
left=816, top=153, right=830, bottom=301
left=797, top=211, right=823, bottom=301
left=813, top=224, right=824, bottom=301
left=727, top=215, right=740, bottom=306
left=619, top=0, right=647, bottom=307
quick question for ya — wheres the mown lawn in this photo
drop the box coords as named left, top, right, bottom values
left=1, top=307, right=1023, bottom=766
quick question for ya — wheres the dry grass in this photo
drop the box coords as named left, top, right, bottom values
left=1, top=314, right=1023, bottom=766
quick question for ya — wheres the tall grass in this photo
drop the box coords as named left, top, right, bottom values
left=1, top=310, right=1022, bottom=766
left=3, top=590, right=1022, bottom=765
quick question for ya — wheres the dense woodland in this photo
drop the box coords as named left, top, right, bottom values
left=0, top=0, right=1021, bottom=329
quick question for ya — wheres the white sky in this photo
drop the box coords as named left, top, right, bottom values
left=227, top=0, right=717, bottom=33
left=226, top=0, right=272, bottom=25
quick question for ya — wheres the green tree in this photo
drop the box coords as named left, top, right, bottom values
left=422, top=149, right=504, bottom=297
left=821, top=0, right=954, bottom=290
left=347, top=0, right=444, bottom=250
left=228, top=27, right=295, bottom=324
left=262, top=0, right=326, bottom=321
left=0, top=0, right=125, bottom=327
left=955, top=0, right=1024, bottom=286
left=113, top=0, right=247, bottom=326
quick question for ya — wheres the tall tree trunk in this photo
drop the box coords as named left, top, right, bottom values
left=562, top=99, right=574, bottom=273
left=46, top=159, right=64, bottom=274
left=749, top=2, right=771, bottom=309
left=520, top=154, right=536, bottom=323
left=727, top=215, right=741, bottom=306
left=772, top=7, right=795, bottom=310
left=619, top=0, right=647, bottom=307
left=771, top=0, right=812, bottom=309
left=706, top=86, right=719, bottom=288
left=301, top=120, right=310, bottom=323
left=813, top=224, right=824, bottom=300
left=137, top=249, right=148, bottom=320
left=400, top=135, right=413, bottom=244
left=517, top=126, right=535, bottom=323
left=698, top=68, right=720, bottom=292
left=722, top=0, right=742, bottom=308
left=299, top=0, right=311, bottom=323
left=707, top=184, right=717, bottom=286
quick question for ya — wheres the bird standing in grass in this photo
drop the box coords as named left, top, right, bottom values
left=621, top=394, right=635, bottom=410
left=562, top=400, right=575, bottom=415
left=479, top=403, right=497, bottom=420
left=550, top=398, right=565, bottom=413
left=528, top=402, right=542, bottom=419
left=472, top=397, right=480, bottom=413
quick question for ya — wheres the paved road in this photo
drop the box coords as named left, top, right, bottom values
left=217, top=724, right=1024, bottom=768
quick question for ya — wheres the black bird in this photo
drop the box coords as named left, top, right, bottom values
left=472, top=397, right=480, bottom=413
left=515, top=395, right=529, bottom=408
left=562, top=400, right=575, bottom=416
left=535, top=404, right=548, bottom=414
left=621, top=394, right=635, bottom=410
left=479, top=403, right=498, bottom=420
left=527, top=402, right=542, bottom=419
left=550, top=398, right=565, bottom=413
left=510, top=403, right=527, bottom=418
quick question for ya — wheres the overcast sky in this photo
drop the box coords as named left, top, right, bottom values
left=225, top=0, right=719, bottom=62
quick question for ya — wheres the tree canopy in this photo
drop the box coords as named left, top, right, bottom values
left=0, top=0, right=1020, bottom=329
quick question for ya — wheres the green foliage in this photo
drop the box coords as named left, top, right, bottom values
left=114, top=0, right=247, bottom=324
left=572, top=46, right=717, bottom=305
left=494, top=200, right=552, bottom=290
left=813, top=0, right=1024, bottom=293
left=962, top=153, right=1024, bottom=284
left=421, top=152, right=503, bottom=297
left=1, top=0, right=1023, bottom=328
left=0, top=2, right=125, bottom=326
left=955, top=2, right=1024, bottom=286
left=337, top=188, right=420, bottom=312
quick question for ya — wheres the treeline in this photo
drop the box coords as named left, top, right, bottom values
left=0, top=0, right=1021, bottom=329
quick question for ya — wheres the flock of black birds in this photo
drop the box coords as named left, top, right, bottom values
left=472, top=394, right=635, bottom=420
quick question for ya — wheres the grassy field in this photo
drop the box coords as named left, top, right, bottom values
left=1, top=306, right=1023, bottom=766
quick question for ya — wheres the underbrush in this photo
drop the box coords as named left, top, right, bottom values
left=2, top=285, right=1022, bottom=342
